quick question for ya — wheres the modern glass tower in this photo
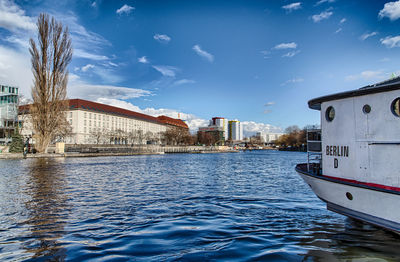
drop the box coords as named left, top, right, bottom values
left=0, top=85, right=19, bottom=143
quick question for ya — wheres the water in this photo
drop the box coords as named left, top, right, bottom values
left=0, top=151, right=398, bottom=261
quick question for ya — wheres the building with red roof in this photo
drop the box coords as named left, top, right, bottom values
left=20, top=98, right=188, bottom=144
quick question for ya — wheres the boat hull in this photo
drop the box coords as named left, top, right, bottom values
left=296, top=165, right=400, bottom=232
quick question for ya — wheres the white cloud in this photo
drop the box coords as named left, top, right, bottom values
left=116, top=4, right=135, bottom=15
left=281, top=78, right=304, bottom=86
left=173, top=79, right=195, bottom=86
left=153, top=34, right=171, bottom=43
left=264, top=101, right=275, bottom=106
left=74, top=49, right=109, bottom=60
left=81, top=64, right=95, bottom=72
left=53, top=13, right=111, bottom=62
left=282, top=50, right=300, bottom=58
left=335, top=28, right=342, bottom=34
left=68, top=76, right=151, bottom=101
left=312, top=11, right=333, bottom=22
left=345, top=70, right=385, bottom=81
left=0, top=0, right=35, bottom=32
left=242, top=121, right=283, bottom=137
left=94, top=98, right=282, bottom=135
left=152, top=65, right=179, bottom=77
left=380, top=35, right=400, bottom=48
left=380, top=57, right=390, bottom=62
left=360, top=32, right=378, bottom=41
left=138, top=56, right=149, bottom=64
left=274, top=42, right=297, bottom=49
left=378, top=0, right=400, bottom=21
left=340, top=18, right=346, bottom=23
left=96, top=98, right=208, bottom=132
left=0, top=45, right=32, bottom=97
left=282, top=2, right=302, bottom=12
left=192, top=45, right=214, bottom=62
left=315, top=0, right=335, bottom=6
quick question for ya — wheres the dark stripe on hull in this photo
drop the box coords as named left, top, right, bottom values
left=295, top=164, right=400, bottom=195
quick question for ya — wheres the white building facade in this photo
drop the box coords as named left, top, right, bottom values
left=256, top=131, right=284, bottom=143
left=210, top=117, right=228, bottom=140
left=228, top=120, right=243, bottom=141
left=0, top=85, right=19, bottom=143
left=20, top=99, right=188, bottom=145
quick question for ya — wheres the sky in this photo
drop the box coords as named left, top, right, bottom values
left=1, top=0, right=400, bottom=136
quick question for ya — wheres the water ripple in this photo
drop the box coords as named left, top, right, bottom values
left=0, top=151, right=399, bottom=261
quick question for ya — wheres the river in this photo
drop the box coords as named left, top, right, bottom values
left=0, top=151, right=398, bottom=261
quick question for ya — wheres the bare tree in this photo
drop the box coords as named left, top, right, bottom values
left=137, top=130, right=144, bottom=145
left=29, top=13, right=72, bottom=152
left=90, top=127, right=104, bottom=144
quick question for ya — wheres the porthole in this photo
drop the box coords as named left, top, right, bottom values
left=325, top=106, right=335, bottom=122
left=362, top=104, right=371, bottom=114
left=346, top=192, right=353, bottom=201
left=391, top=98, right=400, bottom=117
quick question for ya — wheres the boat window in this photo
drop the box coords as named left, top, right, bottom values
left=325, top=106, right=335, bottom=122
left=362, top=104, right=371, bottom=114
left=391, top=98, right=400, bottom=117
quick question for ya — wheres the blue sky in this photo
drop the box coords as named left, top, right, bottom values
left=1, top=0, right=400, bottom=135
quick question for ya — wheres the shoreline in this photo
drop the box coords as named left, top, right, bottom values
left=0, top=150, right=240, bottom=159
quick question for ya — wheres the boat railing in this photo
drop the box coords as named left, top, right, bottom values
left=307, top=128, right=322, bottom=174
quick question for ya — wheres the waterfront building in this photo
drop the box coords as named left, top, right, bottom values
left=20, top=99, right=188, bottom=145
left=197, top=126, right=225, bottom=145
left=210, top=117, right=228, bottom=140
left=256, top=131, right=284, bottom=144
left=0, top=85, right=19, bottom=144
left=228, top=120, right=243, bottom=141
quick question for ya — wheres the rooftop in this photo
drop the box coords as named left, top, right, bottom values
left=20, top=98, right=188, bottom=129
left=308, top=76, right=400, bottom=110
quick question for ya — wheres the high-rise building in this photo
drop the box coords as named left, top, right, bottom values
left=210, top=117, right=228, bottom=140
left=0, top=85, right=19, bottom=144
left=228, top=120, right=243, bottom=141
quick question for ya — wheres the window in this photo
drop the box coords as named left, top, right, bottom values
left=84, top=112, right=87, bottom=118
left=391, top=98, right=400, bottom=117
left=70, top=112, right=72, bottom=118
left=325, top=106, right=335, bottom=122
left=362, top=104, right=371, bottom=114
left=84, top=120, right=87, bottom=126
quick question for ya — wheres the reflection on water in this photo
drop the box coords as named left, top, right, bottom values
left=0, top=151, right=399, bottom=261
left=23, top=158, right=69, bottom=261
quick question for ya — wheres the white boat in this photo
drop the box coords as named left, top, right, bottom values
left=296, top=77, right=400, bottom=232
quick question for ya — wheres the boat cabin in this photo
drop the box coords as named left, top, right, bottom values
left=307, top=77, right=400, bottom=188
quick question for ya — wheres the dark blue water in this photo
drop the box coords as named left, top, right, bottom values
left=0, top=150, right=398, bottom=261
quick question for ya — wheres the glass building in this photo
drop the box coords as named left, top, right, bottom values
left=0, top=85, right=19, bottom=144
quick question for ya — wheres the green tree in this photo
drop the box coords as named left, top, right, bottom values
left=9, top=130, right=24, bottom=153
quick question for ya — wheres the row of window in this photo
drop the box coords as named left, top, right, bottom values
left=0, top=86, right=18, bottom=94
left=325, top=97, right=400, bottom=122
left=0, top=95, right=18, bottom=104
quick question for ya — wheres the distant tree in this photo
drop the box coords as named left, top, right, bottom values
left=29, top=13, right=72, bottom=152
left=90, top=127, right=103, bottom=144
left=276, top=125, right=307, bottom=150
left=285, top=125, right=300, bottom=134
left=137, top=130, right=144, bottom=145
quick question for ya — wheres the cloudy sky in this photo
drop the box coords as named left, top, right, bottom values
left=1, top=0, right=400, bottom=136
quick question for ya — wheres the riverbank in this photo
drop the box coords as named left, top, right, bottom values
left=0, top=147, right=239, bottom=159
